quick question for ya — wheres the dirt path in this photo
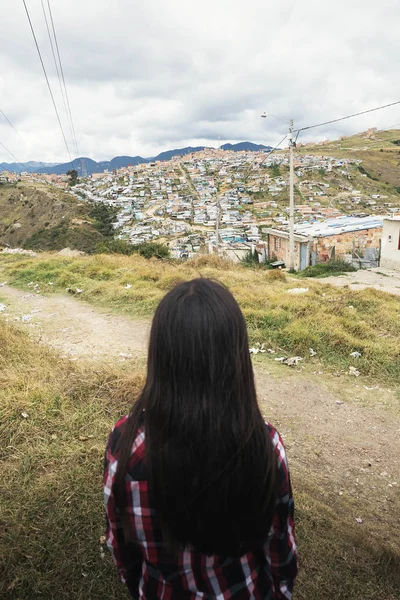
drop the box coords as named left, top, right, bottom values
left=0, top=285, right=150, bottom=360
left=318, top=266, right=400, bottom=296
left=1, top=284, right=399, bottom=541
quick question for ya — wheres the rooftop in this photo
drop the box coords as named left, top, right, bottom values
left=294, top=215, right=384, bottom=237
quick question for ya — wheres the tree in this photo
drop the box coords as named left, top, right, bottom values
left=67, top=169, right=78, bottom=186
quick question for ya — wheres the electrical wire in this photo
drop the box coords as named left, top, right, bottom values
left=0, top=139, right=33, bottom=173
left=22, top=0, right=73, bottom=164
left=0, top=107, right=50, bottom=171
left=40, top=1, right=74, bottom=149
left=46, top=0, right=80, bottom=159
left=296, top=100, right=400, bottom=133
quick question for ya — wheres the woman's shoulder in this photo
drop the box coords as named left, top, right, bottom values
left=265, top=422, right=289, bottom=471
left=106, top=415, right=146, bottom=468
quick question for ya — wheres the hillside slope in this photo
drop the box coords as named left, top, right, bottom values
left=0, top=182, right=110, bottom=253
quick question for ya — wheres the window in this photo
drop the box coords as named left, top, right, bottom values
left=274, top=237, right=281, bottom=251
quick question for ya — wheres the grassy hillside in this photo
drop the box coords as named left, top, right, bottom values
left=0, top=182, right=112, bottom=253
left=297, top=128, right=400, bottom=190
left=1, top=302, right=399, bottom=598
left=1, top=252, right=399, bottom=386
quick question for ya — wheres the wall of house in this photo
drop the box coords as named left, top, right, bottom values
left=312, top=227, right=382, bottom=262
left=381, top=220, right=400, bottom=270
left=267, top=235, right=302, bottom=269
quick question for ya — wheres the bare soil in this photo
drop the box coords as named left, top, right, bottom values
left=318, top=266, right=400, bottom=296
left=0, top=284, right=399, bottom=546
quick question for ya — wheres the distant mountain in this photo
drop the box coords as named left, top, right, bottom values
left=1, top=142, right=273, bottom=175
left=0, top=161, right=60, bottom=174
left=220, top=142, right=273, bottom=152
left=152, top=146, right=207, bottom=162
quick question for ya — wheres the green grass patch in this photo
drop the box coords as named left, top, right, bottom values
left=0, top=253, right=399, bottom=385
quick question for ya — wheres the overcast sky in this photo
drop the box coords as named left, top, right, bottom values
left=0, top=0, right=399, bottom=163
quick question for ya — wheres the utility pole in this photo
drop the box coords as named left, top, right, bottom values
left=288, top=120, right=295, bottom=271
left=215, top=193, right=220, bottom=255
left=261, top=111, right=296, bottom=269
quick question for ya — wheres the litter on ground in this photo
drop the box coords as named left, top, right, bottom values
left=249, top=343, right=266, bottom=355
left=125, top=284, right=132, bottom=289
left=349, top=366, right=360, bottom=377
left=0, top=303, right=7, bottom=312
left=350, top=351, right=362, bottom=359
left=287, top=288, right=309, bottom=295
left=0, top=281, right=8, bottom=287
left=22, top=315, right=32, bottom=323
left=275, top=356, right=303, bottom=367
left=309, top=348, right=317, bottom=357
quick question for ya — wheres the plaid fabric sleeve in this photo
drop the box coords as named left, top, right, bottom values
left=264, top=427, right=298, bottom=600
left=103, top=418, right=143, bottom=595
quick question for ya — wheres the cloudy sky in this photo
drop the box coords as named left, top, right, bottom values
left=1, top=0, right=399, bottom=163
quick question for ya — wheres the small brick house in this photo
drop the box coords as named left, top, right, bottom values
left=263, top=216, right=383, bottom=270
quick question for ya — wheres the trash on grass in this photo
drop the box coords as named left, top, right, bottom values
left=0, top=303, right=6, bottom=312
left=22, top=315, right=32, bottom=323
left=125, top=284, right=132, bottom=289
left=275, top=356, right=303, bottom=367
left=355, top=517, right=363, bottom=524
left=350, top=351, right=362, bottom=359
left=349, top=366, right=360, bottom=377
left=287, top=288, right=309, bottom=295
left=309, top=348, right=317, bottom=357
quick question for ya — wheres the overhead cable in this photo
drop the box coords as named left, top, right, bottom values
left=46, top=0, right=80, bottom=158
left=22, top=0, right=73, bottom=163
left=296, top=100, right=400, bottom=133
left=0, top=139, right=33, bottom=173
left=0, top=107, right=49, bottom=171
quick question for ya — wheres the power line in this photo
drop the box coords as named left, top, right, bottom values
left=0, top=139, right=33, bottom=173
left=40, top=0, right=73, bottom=147
left=0, top=109, right=25, bottom=144
left=0, top=107, right=50, bottom=171
left=22, top=0, right=73, bottom=164
left=297, top=100, right=400, bottom=133
left=46, top=0, right=80, bottom=159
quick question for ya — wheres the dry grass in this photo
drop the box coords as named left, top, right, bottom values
left=1, top=320, right=399, bottom=599
left=1, top=252, right=399, bottom=385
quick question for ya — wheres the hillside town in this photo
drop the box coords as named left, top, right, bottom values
left=1, top=146, right=400, bottom=267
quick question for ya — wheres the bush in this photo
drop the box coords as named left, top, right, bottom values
left=89, top=203, right=118, bottom=238
left=95, top=239, right=136, bottom=255
left=301, top=259, right=357, bottom=278
left=241, top=249, right=260, bottom=267
left=136, top=242, right=170, bottom=259
left=95, top=240, right=170, bottom=260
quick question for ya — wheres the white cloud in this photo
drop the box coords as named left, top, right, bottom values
left=0, top=0, right=399, bottom=163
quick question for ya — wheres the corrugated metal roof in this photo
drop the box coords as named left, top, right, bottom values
left=294, top=215, right=383, bottom=237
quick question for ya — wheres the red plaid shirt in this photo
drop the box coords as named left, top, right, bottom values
left=104, top=416, right=297, bottom=599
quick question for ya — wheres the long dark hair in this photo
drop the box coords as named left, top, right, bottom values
left=114, top=278, right=276, bottom=557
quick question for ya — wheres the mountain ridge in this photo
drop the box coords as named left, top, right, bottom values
left=1, top=142, right=274, bottom=175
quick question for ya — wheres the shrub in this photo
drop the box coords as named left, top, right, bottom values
left=241, top=249, right=260, bottom=266
left=95, top=240, right=170, bottom=260
left=301, top=259, right=357, bottom=278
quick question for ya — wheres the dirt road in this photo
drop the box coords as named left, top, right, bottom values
left=318, top=266, right=400, bottom=296
left=0, top=285, right=149, bottom=360
left=0, top=283, right=399, bottom=541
